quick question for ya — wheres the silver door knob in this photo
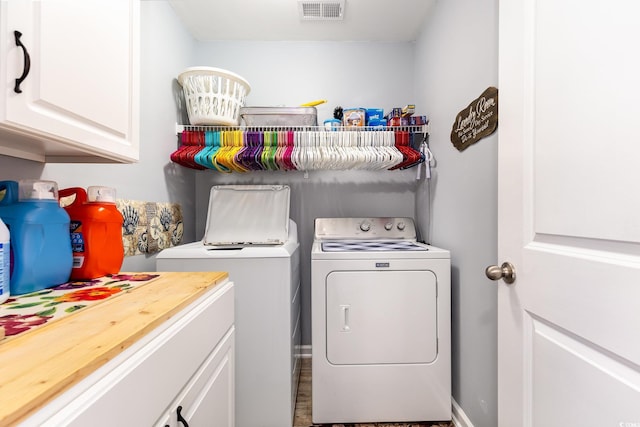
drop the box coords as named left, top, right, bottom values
left=485, top=262, right=516, bottom=284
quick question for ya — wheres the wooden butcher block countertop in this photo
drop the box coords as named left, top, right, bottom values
left=0, top=271, right=229, bottom=426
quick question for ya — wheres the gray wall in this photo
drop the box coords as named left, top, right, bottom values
left=414, top=1, right=499, bottom=426
left=0, top=2, right=499, bottom=425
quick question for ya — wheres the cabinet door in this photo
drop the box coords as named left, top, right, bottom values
left=0, top=0, right=139, bottom=162
left=161, top=330, right=235, bottom=427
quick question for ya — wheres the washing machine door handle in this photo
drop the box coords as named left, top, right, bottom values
left=340, top=305, right=351, bottom=332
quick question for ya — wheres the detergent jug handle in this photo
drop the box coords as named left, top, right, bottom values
left=59, top=187, right=88, bottom=207
left=0, top=180, right=19, bottom=205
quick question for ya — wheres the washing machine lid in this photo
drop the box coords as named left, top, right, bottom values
left=203, top=185, right=290, bottom=246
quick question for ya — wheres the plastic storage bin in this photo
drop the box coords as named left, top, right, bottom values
left=239, top=106, right=318, bottom=126
left=0, top=180, right=72, bottom=295
left=59, top=186, right=124, bottom=280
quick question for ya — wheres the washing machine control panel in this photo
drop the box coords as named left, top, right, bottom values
left=315, top=217, right=417, bottom=240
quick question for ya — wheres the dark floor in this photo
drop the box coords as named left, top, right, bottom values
left=293, top=358, right=454, bottom=427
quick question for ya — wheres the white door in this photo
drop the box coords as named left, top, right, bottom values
left=497, top=1, right=640, bottom=426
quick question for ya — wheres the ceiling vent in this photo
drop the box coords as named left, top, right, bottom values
left=298, top=0, right=345, bottom=21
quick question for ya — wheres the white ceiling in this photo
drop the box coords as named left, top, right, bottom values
left=167, top=0, right=437, bottom=42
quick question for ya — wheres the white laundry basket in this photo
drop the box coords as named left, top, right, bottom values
left=178, top=67, right=251, bottom=126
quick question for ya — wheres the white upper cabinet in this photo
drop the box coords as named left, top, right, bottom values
left=0, top=0, right=139, bottom=163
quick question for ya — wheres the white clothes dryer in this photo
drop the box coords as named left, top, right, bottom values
left=311, top=217, right=451, bottom=424
left=157, top=185, right=300, bottom=427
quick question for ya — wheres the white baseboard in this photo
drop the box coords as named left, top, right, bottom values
left=452, top=398, right=474, bottom=427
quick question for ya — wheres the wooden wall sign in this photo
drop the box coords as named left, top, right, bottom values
left=450, top=86, right=498, bottom=151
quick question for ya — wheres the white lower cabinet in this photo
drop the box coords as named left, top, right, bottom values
left=21, top=280, right=234, bottom=427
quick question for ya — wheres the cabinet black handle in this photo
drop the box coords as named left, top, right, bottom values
left=13, top=31, right=31, bottom=94
left=176, top=405, right=189, bottom=427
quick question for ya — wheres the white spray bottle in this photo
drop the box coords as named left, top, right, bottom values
left=0, top=217, right=9, bottom=303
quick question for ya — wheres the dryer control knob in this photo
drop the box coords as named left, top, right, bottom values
left=360, top=222, right=371, bottom=232
left=397, top=221, right=406, bottom=231
left=384, top=222, right=393, bottom=230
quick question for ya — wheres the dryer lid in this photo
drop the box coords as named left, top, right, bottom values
left=203, top=185, right=290, bottom=246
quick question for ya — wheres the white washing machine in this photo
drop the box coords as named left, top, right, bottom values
left=156, top=185, right=301, bottom=427
left=311, top=217, right=451, bottom=424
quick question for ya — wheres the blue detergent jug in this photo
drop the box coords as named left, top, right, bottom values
left=0, top=180, right=72, bottom=295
